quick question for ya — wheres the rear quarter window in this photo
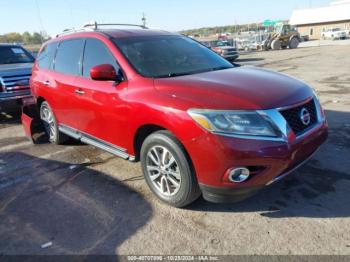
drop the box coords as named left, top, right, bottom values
left=54, top=39, right=84, bottom=76
left=37, top=42, right=58, bottom=69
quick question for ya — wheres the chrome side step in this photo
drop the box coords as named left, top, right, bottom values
left=58, top=124, right=132, bottom=160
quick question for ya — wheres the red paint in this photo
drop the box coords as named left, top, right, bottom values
left=21, top=112, right=34, bottom=140
left=90, top=64, right=117, bottom=81
left=27, top=29, right=328, bottom=192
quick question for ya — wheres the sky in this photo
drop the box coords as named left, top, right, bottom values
left=1, top=0, right=331, bottom=36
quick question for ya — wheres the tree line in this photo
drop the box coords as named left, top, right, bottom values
left=0, top=31, right=51, bottom=45
left=181, top=23, right=267, bottom=36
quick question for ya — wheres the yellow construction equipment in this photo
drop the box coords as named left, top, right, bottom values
left=262, top=23, right=301, bottom=50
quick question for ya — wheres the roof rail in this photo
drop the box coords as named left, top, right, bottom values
left=55, top=27, right=94, bottom=37
left=55, top=22, right=148, bottom=38
left=83, top=22, right=148, bottom=30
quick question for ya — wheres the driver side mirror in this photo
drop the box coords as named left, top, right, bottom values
left=90, top=64, right=123, bottom=82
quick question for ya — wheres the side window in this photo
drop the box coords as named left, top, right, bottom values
left=82, top=38, right=119, bottom=78
left=37, top=42, right=58, bottom=69
left=54, top=39, right=84, bottom=76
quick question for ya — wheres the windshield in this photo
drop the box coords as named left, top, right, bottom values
left=0, top=46, right=34, bottom=65
left=275, top=25, right=283, bottom=33
left=113, top=35, right=233, bottom=78
left=332, top=28, right=341, bottom=32
left=211, top=41, right=230, bottom=47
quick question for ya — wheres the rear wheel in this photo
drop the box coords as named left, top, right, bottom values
left=40, top=101, right=67, bottom=144
left=140, top=131, right=201, bottom=207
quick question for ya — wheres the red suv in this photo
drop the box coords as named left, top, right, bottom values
left=22, top=24, right=328, bottom=207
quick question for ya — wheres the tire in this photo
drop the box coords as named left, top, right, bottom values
left=140, top=130, right=201, bottom=207
left=40, top=101, right=68, bottom=144
left=261, top=39, right=269, bottom=50
left=288, top=37, right=299, bottom=49
left=271, top=39, right=281, bottom=50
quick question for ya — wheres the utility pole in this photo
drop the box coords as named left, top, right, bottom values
left=142, top=13, right=146, bottom=28
left=35, top=0, right=45, bottom=43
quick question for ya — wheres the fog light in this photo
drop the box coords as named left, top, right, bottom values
left=228, top=167, right=250, bottom=183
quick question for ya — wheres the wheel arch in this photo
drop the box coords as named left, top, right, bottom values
left=133, top=124, right=166, bottom=161
left=36, top=96, right=46, bottom=109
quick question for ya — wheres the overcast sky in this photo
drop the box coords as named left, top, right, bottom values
left=1, top=0, right=331, bottom=36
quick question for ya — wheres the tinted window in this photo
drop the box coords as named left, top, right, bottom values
left=0, top=46, right=34, bottom=65
left=54, top=39, right=84, bottom=75
left=37, top=42, right=58, bottom=69
left=113, top=35, right=233, bottom=78
left=82, top=39, right=119, bottom=78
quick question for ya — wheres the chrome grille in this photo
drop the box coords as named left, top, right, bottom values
left=280, top=99, right=318, bottom=136
left=0, top=73, right=31, bottom=92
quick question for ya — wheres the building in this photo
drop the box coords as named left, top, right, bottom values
left=290, top=0, right=350, bottom=39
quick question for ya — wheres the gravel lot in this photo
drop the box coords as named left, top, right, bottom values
left=1, top=43, right=350, bottom=256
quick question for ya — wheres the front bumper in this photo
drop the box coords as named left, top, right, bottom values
left=183, top=97, right=328, bottom=203
left=223, top=54, right=240, bottom=61
left=0, top=89, right=31, bottom=102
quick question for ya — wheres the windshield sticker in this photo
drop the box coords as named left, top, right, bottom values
left=11, top=48, right=25, bottom=54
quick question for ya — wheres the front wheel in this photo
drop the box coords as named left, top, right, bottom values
left=288, top=37, right=299, bottom=49
left=271, top=39, right=281, bottom=50
left=140, top=131, right=201, bottom=207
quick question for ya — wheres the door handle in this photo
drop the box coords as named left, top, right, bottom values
left=75, top=89, right=85, bottom=95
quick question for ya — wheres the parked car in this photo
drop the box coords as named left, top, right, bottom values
left=321, top=28, right=347, bottom=40
left=0, top=44, right=34, bottom=103
left=236, top=39, right=259, bottom=51
left=201, top=40, right=239, bottom=61
left=22, top=25, right=328, bottom=207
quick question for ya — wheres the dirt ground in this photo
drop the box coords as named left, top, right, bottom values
left=0, top=44, right=350, bottom=256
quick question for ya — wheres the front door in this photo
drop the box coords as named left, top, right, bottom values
left=73, top=38, right=129, bottom=149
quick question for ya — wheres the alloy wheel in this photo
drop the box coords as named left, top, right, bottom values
left=146, top=145, right=182, bottom=197
left=40, top=104, right=56, bottom=141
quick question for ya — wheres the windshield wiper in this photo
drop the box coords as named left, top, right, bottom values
left=156, top=66, right=234, bottom=78
left=157, top=72, right=197, bottom=78
left=210, top=66, right=233, bottom=71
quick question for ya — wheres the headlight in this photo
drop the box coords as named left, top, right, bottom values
left=188, top=109, right=278, bottom=137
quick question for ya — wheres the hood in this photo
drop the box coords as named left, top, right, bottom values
left=0, top=63, right=33, bottom=77
left=154, top=67, right=313, bottom=110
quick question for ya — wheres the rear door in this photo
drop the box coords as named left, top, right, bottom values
left=50, top=39, right=84, bottom=129
left=31, top=41, right=58, bottom=106
left=73, top=38, right=129, bottom=148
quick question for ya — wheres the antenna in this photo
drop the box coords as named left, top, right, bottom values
left=69, top=1, right=75, bottom=30
left=34, top=0, right=45, bottom=43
